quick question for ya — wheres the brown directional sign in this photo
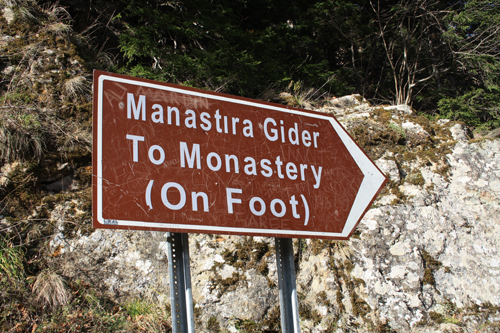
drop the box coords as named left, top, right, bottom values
left=92, top=70, right=387, bottom=239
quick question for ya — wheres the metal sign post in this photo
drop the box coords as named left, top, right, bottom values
left=167, top=232, right=195, bottom=333
left=276, top=238, right=301, bottom=333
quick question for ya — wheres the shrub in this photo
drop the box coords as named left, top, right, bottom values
left=438, top=89, right=500, bottom=130
left=32, top=270, right=69, bottom=308
left=0, top=113, right=44, bottom=162
left=0, top=236, right=25, bottom=287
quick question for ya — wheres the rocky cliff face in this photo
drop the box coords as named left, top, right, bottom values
left=47, top=97, right=500, bottom=332
left=1, top=2, right=499, bottom=332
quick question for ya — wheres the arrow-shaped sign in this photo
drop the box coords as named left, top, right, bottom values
left=93, top=70, right=387, bottom=239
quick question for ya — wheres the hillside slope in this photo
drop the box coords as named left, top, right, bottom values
left=1, top=1, right=499, bottom=332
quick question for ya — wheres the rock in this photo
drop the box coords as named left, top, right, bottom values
left=46, top=175, right=78, bottom=191
left=2, top=65, right=15, bottom=75
left=52, top=230, right=172, bottom=299
left=352, top=139, right=500, bottom=331
left=402, top=121, right=429, bottom=136
left=45, top=97, right=500, bottom=332
left=0, top=162, right=19, bottom=186
left=437, top=323, right=463, bottom=333
left=344, top=111, right=371, bottom=120
left=2, top=7, right=14, bottom=24
left=449, top=123, right=468, bottom=141
left=214, top=269, right=276, bottom=322
left=375, top=158, right=400, bottom=182
left=383, top=104, right=413, bottom=115
left=329, top=94, right=369, bottom=108
left=437, top=119, right=450, bottom=125
left=486, top=128, right=500, bottom=139
left=319, top=94, right=373, bottom=119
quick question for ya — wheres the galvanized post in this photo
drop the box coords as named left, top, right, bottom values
left=167, top=232, right=195, bottom=333
left=275, top=238, right=301, bottom=333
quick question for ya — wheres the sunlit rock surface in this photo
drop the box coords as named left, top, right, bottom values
left=48, top=99, right=500, bottom=332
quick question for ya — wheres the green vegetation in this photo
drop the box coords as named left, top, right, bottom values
left=0, top=236, right=25, bottom=285
left=114, top=1, right=500, bottom=129
left=206, top=316, right=221, bottom=333
left=438, top=89, right=500, bottom=130
left=421, top=250, right=443, bottom=286
left=29, top=0, right=499, bottom=131
left=298, top=291, right=322, bottom=324
left=222, top=236, right=271, bottom=275
left=231, top=306, right=281, bottom=333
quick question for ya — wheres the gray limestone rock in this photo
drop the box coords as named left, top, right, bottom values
left=329, top=94, right=369, bottom=108
left=383, top=104, right=413, bottom=115
left=375, top=157, right=400, bottom=182
left=450, top=123, right=469, bottom=141
left=48, top=106, right=500, bottom=332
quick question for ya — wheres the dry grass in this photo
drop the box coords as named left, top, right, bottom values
left=58, top=125, right=92, bottom=154
left=42, top=3, right=72, bottom=36
left=32, top=270, right=69, bottom=308
left=46, top=22, right=72, bottom=36
left=64, top=75, right=91, bottom=99
left=277, top=80, right=329, bottom=109
left=2, top=0, right=34, bottom=7
left=18, top=6, right=37, bottom=23
left=43, top=3, right=70, bottom=22
left=331, top=241, right=354, bottom=262
left=0, top=121, right=44, bottom=162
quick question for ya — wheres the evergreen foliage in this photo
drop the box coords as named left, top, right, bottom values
left=50, top=0, right=500, bottom=129
left=115, top=0, right=349, bottom=97
left=438, top=89, right=500, bottom=129
left=439, top=0, right=500, bottom=129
